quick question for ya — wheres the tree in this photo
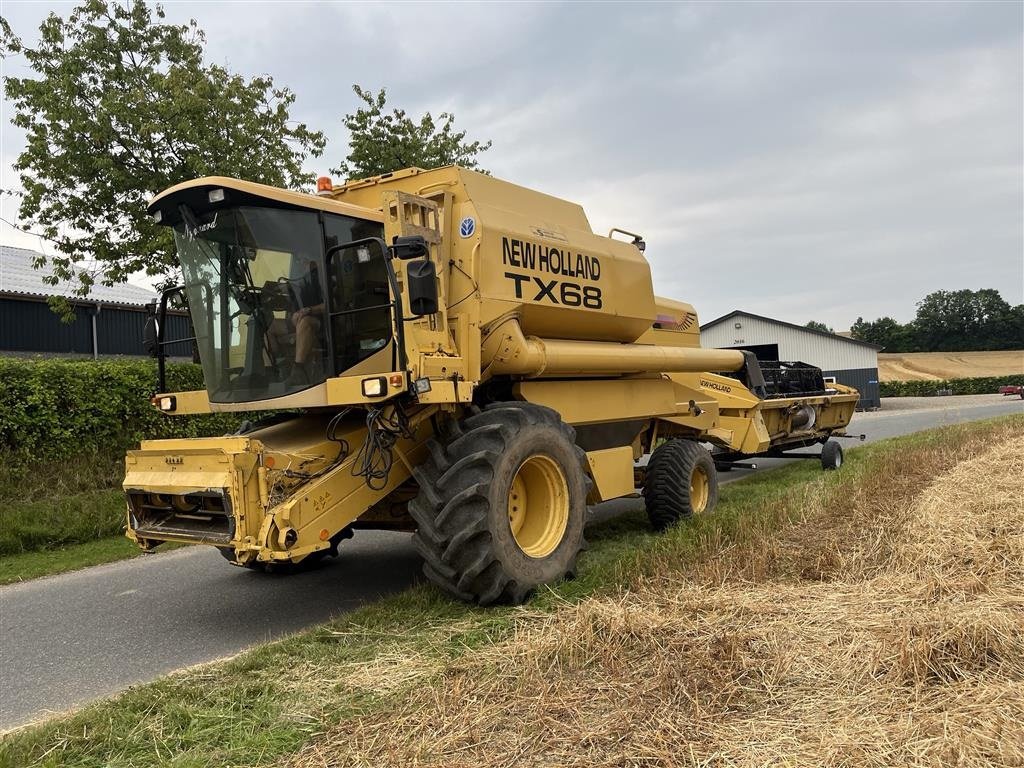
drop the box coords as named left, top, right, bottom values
left=849, top=289, right=1023, bottom=352
left=972, top=289, right=1020, bottom=350
left=332, top=85, right=491, bottom=180
left=805, top=320, right=833, bottom=334
left=913, top=290, right=975, bottom=352
left=912, top=288, right=1019, bottom=352
left=1, top=1, right=325, bottom=295
left=850, top=316, right=912, bottom=351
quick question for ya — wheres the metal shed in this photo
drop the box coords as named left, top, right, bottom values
left=701, top=310, right=882, bottom=409
left=0, top=245, right=190, bottom=358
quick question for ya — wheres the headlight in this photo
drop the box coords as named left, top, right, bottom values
left=361, top=377, right=386, bottom=397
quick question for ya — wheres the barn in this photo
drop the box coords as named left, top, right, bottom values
left=701, top=310, right=882, bottom=409
left=0, top=245, right=190, bottom=358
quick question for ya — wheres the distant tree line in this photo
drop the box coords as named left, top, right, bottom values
left=850, top=289, right=1024, bottom=352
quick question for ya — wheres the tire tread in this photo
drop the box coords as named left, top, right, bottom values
left=411, top=402, right=588, bottom=605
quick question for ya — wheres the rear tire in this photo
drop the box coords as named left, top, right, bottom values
left=821, top=440, right=844, bottom=470
left=409, top=403, right=589, bottom=605
left=644, top=440, right=718, bottom=531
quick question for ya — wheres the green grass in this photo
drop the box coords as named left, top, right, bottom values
left=0, top=447, right=125, bottom=505
left=0, top=448, right=131, bottom=583
left=1, top=415, right=1019, bottom=768
left=0, top=536, right=148, bottom=586
left=0, top=488, right=126, bottom=556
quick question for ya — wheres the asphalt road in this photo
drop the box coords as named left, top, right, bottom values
left=1, top=395, right=1020, bottom=730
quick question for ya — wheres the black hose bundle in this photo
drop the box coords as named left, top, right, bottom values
left=351, top=403, right=413, bottom=490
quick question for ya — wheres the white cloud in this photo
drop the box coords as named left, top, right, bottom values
left=1, top=1, right=1020, bottom=328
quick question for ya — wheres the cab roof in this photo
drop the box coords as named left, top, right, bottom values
left=147, top=176, right=383, bottom=227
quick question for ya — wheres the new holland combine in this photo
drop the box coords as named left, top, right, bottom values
left=125, top=167, right=860, bottom=604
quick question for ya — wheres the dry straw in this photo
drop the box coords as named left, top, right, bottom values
left=288, top=425, right=1023, bottom=768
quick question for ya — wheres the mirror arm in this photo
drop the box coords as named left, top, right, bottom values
left=389, top=235, right=430, bottom=260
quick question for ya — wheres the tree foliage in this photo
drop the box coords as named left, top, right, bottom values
left=850, top=289, right=1023, bottom=352
left=804, top=320, right=833, bottom=334
left=332, top=85, right=491, bottom=180
left=850, top=316, right=913, bottom=351
left=912, top=289, right=1020, bottom=352
left=1, top=0, right=325, bottom=294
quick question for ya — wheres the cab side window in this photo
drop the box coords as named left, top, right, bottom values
left=322, top=214, right=391, bottom=372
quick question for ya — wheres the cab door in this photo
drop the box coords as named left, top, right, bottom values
left=325, top=236, right=397, bottom=377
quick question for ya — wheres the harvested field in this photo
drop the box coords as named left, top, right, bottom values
left=286, top=422, right=1024, bottom=768
left=879, top=350, right=1023, bottom=382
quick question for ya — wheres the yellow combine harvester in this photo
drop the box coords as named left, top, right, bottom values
left=125, top=167, right=859, bottom=604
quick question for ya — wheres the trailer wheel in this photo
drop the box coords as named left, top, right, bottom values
left=821, top=440, right=844, bottom=470
left=644, top=440, right=718, bottom=531
left=408, top=402, right=589, bottom=606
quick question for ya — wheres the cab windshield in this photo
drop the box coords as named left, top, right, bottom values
left=174, top=206, right=391, bottom=403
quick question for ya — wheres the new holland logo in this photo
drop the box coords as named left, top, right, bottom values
left=459, top=217, right=476, bottom=238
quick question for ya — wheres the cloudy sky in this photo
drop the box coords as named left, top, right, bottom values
left=2, top=1, right=1021, bottom=329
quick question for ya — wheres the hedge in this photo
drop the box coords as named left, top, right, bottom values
left=0, top=357, right=246, bottom=464
left=880, top=374, right=1024, bottom=398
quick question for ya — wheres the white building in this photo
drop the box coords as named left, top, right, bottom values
left=701, top=310, right=881, bottom=409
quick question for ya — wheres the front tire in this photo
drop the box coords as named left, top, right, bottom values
left=409, top=403, right=589, bottom=605
left=644, top=439, right=718, bottom=531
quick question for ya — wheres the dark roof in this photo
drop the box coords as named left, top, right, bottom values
left=701, top=309, right=884, bottom=351
left=0, top=245, right=158, bottom=307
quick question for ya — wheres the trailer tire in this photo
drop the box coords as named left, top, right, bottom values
left=409, top=402, right=589, bottom=606
left=644, top=440, right=718, bottom=531
left=821, top=440, right=843, bottom=471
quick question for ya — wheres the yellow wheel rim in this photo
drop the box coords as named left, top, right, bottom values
left=690, top=465, right=710, bottom=513
left=508, top=454, right=569, bottom=558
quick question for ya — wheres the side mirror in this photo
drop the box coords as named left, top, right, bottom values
left=143, top=300, right=159, bottom=356
left=407, top=259, right=439, bottom=317
left=143, top=315, right=159, bottom=356
left=391, top=235, right=429, bottom=260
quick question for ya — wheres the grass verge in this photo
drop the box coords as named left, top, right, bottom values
left=0, top=449, right=130, bottom=582
left=0, top=536, right=149, bottom=586
left=1, top=415, right=1020, bottom=767
left=0, top=488, right=126, bottom=557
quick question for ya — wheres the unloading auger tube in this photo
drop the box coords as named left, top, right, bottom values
left=481, top=315, right=747, bottom=377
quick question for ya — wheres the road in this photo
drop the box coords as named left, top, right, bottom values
left=1, top=395, right=1020, bottom=730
